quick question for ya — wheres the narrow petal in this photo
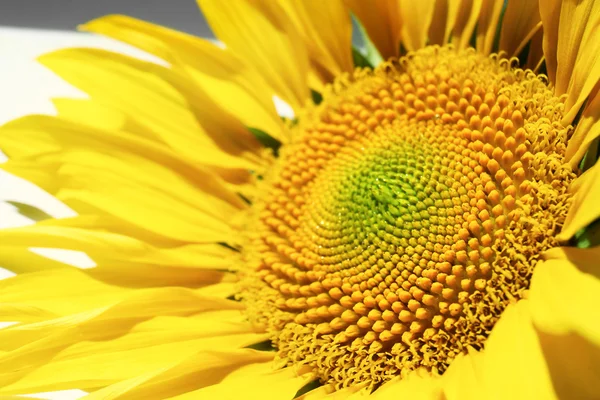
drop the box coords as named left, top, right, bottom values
left=51, top=98, right=154, bottom=141
left=398, top=0, right=436, bottom=52
left=295, top=384, right=368, bottom=399
left=0, top=269, right=257, bottom=395
left=553, top=1, right=600, bottom=91
left=277, top=1, right=353, bottom=83
left=1, top=115, right=250, bottom=244
left=566, top=83, right=600, bottom=166
left=1, top=115, right=253, bottom=206
left=498, top=0, right=541, bottom=58
left=450, top=0, right=483, bottom=50
left=0, top=268, right=236, bottom=320
left=0, top=321, right=263, bottom=395
left=555, top=0, right=600, bottom=123
left=3, top=152, right=240, bottom=243
left=525, top=27, right=545, bottom=71
left=198, top=0, right=310, bottom=111
left=0, top=223, right=238, bottom=288
left=167, top=363, right=311, bottom=400
left=83, top=350, right=275, bottom=400
left=344, top=0, right=402, bottom=59
left=475, top=0, right=504, bottom=55
left=37, top=49, right=263, bottom=163
left=557, top=160, right=600, bottom=241
left=538, top=0, right=561, bottom=84
left=428, top=0, right=453, bottom=46
left=80, top=15, right=285, bottom=142
left=0, top=246, right=71, bottom=275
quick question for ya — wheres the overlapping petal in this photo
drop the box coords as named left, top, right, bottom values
left=558, top=160, right=600, bottom=241
left=80, top=15, right=286, bottom=142
left=198, top=0, right=311, bottom=112
left=0, top=268, right=263, bottom=396
left=540, top=0, right=600, bottom=123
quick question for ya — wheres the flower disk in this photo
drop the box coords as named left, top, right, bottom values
left=242, top=46, right=577, bottom=389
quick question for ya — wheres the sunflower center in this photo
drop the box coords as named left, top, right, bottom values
left=241, top=46, right=577, bottom=389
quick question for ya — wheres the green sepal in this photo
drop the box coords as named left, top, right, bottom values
left=5, top=200, right=53, bottom=222
left=245, top=340, right=276, bottom=352
left=350, top=12, right=384, bottom=69
left=579, top=136, right=600, bottom=173
left=311, top=89, right=323, bottom=105
left=247, top=126, right=281, bottom=155
left=294, top=380, right=322, bottom=398
left=491, top=0, right=508, bottom=54
left=574, top=218, right=600, bottom=249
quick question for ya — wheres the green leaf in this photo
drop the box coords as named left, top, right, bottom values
left=247, top=126, right=281, bottom=155
left=5, top=201, right=53, bottom=222
left=350, top=12, right=384, bottom=69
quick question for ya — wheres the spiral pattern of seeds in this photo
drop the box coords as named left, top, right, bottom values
left=241, top=46, right=577, bottom=389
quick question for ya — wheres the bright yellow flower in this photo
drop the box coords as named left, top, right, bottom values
left=1, top=0, right=600, bottom=398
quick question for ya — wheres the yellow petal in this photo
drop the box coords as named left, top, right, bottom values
left=83, top=349, right=275, bottom=400
left=398, top=0, right=436, bottom=52
left=167, top=363, right=311, bottom=400
left=525, top=27, right=545, bottom=71
left=557, top=0, right=600, bottom=123
left=0, top=222, right=237, bottom=268
left=0, top=269, right=255, bottom=394
left=438, top=351, right=484, bottom=400
left=498, top=0, right=541, bottom=58
left=1, top=115, right=253, bottom=205
left=538, top=0, right=561, bottom=84
left=565, top=84, right=600, bottom=166
left=557, top=160, right=600, bottom=241
left=450, top=0, right=483, bottom=50
left=543, top=245, right=600, bottom=277
left=0, top=268, right=234, bottom=320
left=475, top=0, right=504, bottom=55
left=37, top=49, right=262, bottom=164
left=295, top=384, right=368, bottom=400
left=0, top=269, right=123, bottom=319
left=0, top=246, right=71, bottom=275
left=553, top=0, right=600, bottom=91
left=80, top=15, right=285, bottom=142
left=427, top=0, right=453, bottom=46
left=370, top=368, right=442, bottom=399
left=528, top=258, right=600, bottom=399
left=0, top=223, right=237, bottom=288
left=51, top=98, right=154, bottom=140
left=277, top=0, right=353, bottom=83
left=443, top=301, right=558, bottom=399
left=4, top=154, right=239, bottom=243
left=344, top=0, right=402, bottom=59
left=0, top=320, right=263, bottom=395
left=198, top=0, right=310, bottom=112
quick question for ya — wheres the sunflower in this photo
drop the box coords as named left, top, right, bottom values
left=1, top=0, right=600, bottom=398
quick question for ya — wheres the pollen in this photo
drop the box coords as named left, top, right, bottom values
left=240, top=46, right=577, bottom=390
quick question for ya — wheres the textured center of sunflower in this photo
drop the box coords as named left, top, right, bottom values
left=242, top=46, right=576, bottom=389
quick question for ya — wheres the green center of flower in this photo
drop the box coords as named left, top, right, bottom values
left=241, top=46, right=577, bottom=390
